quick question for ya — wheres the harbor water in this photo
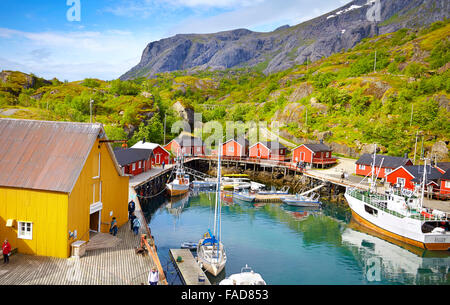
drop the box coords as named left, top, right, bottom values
left=141, top=190, right=450, bottom=285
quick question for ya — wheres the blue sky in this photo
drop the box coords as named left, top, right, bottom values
left=0, top=0, right=351, bottom=81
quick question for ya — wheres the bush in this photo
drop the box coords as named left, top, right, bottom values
left=110, top=79, right=140, bottom=96
left=428, top=39, right=450, bottom=69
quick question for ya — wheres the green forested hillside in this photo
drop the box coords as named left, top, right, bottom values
left=1, top=20, right=449, bottom=159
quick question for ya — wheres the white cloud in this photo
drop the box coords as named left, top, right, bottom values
left=0, top=27, right=155, bottom=81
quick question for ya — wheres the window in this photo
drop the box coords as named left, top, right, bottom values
left=92, top=152, right=100, bottom=178
left=228, top=146, right=234, bottom=153
left=445, top=181, right=450, bottom=189
left=364, top=205, right=378, bottom=216
left=397, top=178, right=406, bottom=187
left=385, top=168, right=392, bottom=174
left=138, top=161, right=141, bottom=169
left=359, top=164, right=366, bottom=170
left=18, top=222, right=33, bottom=240
left=132, top=163, right=136, bottom=171
left=197, top=147, right=201, bottom=152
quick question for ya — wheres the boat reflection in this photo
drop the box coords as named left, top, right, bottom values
left=281, top=205, right=321, bottom=221
left=342, top=219, right=450, bottom=284
left=165, top=192, right=190, bottom=217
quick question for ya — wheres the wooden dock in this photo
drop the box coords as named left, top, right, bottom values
left=169, top=249, right=210, bottom=285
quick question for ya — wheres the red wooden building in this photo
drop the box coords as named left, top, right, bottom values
left=439, top=169, right=450, bottom=200
left=355, top=153, right=413, bottom=179
left=113, top=148, right=153, bottom=176
left=249, top=141, right=287, bottom=161
left=132, top=140, right=170, bottom=166
left=386, top=165, right=442, bottom=192
left=292, top=142, right=336, bottom=168
left=164, top=133, right=205, bottom=157
left=222, top=137, right=249, bottom=158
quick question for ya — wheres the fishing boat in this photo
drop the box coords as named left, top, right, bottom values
left=219, top=265, right=266, bottom=285
left=197, top=144, right=227, bottom=276
left=166, top=156, right=190, bottom=197
left=232, top=189, right=256, bottom=203
left=344, top=149, right=450, bottom=251
left=282, top=192, right=321, bottom=207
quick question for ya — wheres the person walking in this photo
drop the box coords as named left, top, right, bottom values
left=162, top=161, right=165, bottom=170
left=128, top=200, right=136, bottom=220
left=109, top=217, right=118, bottom=236
left=148, top=267, right=159, bottom=285
left=132, top=217, right=141, bottom=236
left=130, top=212, right=137, bottom=231
left=2, top=239, right=11, bottom=264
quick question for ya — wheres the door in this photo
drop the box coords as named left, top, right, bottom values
left=90, top=211, right=101, bottom=232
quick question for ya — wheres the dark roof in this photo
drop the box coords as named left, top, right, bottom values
left=0, top=118, right=123, bottom=193
left=441, top=169, right=450, bottom=180
left=436, top=162, right=450, bottom=172
left=303, top=143, right=332, bottom=152
left=114, top=148, right=153, bottom=166
left=356, top=154, right=411, bottom=168
left=403, top=165, right=443, bottom=183
left=260, top=141, right=287, bottom=151
left=173, top=134, right=204, bottom=147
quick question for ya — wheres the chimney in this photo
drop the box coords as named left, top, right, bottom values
left=404, top=153, right=408, bottom=159
left=320, top=139, right=324, bottom=145
left=143, top=137, right=146, bottom=144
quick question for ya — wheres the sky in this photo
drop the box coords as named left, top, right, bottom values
left=0, top=0, right=352, bottom=81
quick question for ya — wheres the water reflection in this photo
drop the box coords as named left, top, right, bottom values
left=141, top=191, right=450, bottom=285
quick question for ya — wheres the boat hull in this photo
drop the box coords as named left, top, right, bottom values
left=197, top=240, right=227, bottom=277
left=166, top=183, right=189, bottom=197
left=345, top=193, right=450, bottom=251
left=283, top=200, right=320, bottom=208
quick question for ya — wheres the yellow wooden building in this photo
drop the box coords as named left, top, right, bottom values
left=0, top=119, right=129, bottom=258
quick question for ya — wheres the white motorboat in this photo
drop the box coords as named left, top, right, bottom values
left=166, top=156, right=190, bottom=197
left=282, top=192, right=321, bottom=207
left=219, top=265, right=266, bottom=285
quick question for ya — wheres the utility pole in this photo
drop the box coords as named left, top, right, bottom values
left=413, top=131, right=419, bottom=165
left=410, top=104, right=414, bottom=126
left=305, top=108, right=308, bottom=126
left=374, top=50, right=377, bottom=73
left=90, top=99, right=94, bottom=123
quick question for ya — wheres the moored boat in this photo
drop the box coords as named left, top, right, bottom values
left=232, top=190, right=256, bottom=203
left=166, top=156, right=190, bottom=197
left=219, top=265, right=266, bottom=285
left=344, top=153, right=450, bottom=251
left=282, top=192, right=321, bottom=207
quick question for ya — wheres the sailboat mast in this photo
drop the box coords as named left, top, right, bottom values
left=420, top=158, right=427, bottom=210
left=371, top=144, right=377, bottom=193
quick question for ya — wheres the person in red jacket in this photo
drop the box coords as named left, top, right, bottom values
left=2, top=239, right=11, bottom=264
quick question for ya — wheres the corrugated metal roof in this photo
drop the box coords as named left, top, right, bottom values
left=0, top=119, right=103, bottom=193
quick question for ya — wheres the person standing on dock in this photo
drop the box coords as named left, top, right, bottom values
left=109, top=217, right=118, bottom=236
left=148, top=267, right=159, bottom=285
left=130, top=212, right=137, bottom=231
left=132, top=217, right=141, bottom=236
left=2, top=239, right=11, bottom=264
left=162, top=161, right=165, bottom=169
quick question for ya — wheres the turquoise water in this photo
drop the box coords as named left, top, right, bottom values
left=142, top=191, right=450, bottom=285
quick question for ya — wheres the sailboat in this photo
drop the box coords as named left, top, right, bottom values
left=344, top=146, right=450, bottom=251
left=197, top=143, right=227, bottom=276
left=166, top=154, right=190, bottom=197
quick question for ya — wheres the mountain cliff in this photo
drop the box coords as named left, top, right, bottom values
left=120, top=0, right=449, bottom=80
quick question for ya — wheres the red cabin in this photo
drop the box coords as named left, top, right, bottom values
left=222, top=137, right=249, bottom=158
left=132, top=140, right=170, bottom=166
left=355, top=154, right=413, bottom=179
left=386, top=165, right=443, bottom=192
left=439, top=169, right=450, bottom=200
left=292, top=142, right=336, bottom=168
left=113, top=148, right=153, bottom=176
left=164, top=133, right=205, bottom=157
left=249, top=141, right=287, bottom=161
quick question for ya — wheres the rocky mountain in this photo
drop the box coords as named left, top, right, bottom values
left=120, top=0, right=449, bottom=80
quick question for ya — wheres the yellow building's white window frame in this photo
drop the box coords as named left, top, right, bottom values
left=93, top=152, right=101, bottom=179
left=18, top=221, right=33, bottom=240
